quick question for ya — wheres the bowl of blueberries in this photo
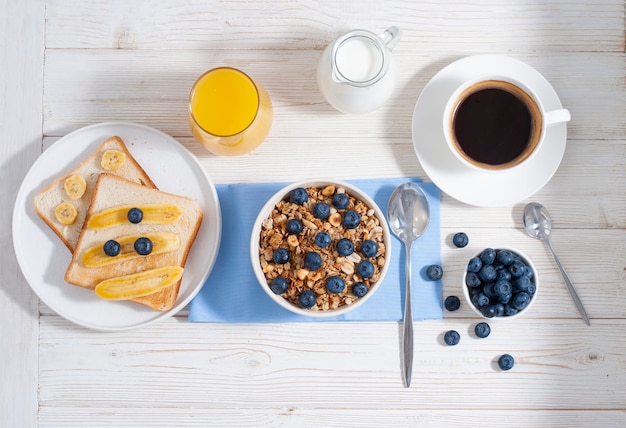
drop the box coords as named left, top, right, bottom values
left=462, top=247, right=538, bottom=319
left=250, top=179, right=391, bottom=317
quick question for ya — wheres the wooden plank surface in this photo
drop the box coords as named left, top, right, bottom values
left=4, top=0, right=626, bottom=426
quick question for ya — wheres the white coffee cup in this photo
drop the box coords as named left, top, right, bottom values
left=443, top=76, right=570, bottom=172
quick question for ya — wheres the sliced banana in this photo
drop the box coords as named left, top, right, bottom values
left=81, top=232, right=180, bottom=267
left=87, top=204, right=182, bottom=229
left=63, top=174, right=87, bottom=200
left=54, top=202, right=78, bottom=225
left=101, top=149, right=127, bottom=171
left=94, top=266, right=184, bottom=300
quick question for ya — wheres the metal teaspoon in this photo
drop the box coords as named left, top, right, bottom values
left=523, top=202, right=591, bottom=325
left=387, top=182, right=431, bottom=387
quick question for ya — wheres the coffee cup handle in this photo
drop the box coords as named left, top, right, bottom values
left=544, top=108, right=571, bottom=126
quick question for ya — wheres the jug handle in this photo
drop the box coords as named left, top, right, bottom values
left=378, top=26, right=402, bottom=50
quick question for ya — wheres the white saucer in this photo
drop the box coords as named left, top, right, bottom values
left=411, top=55, right=568, bottom=207
left=13, top=122, right=222, bottom=331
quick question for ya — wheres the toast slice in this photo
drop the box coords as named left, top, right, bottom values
left=65, top=173, right=203, bottom=311
left=34, top=136, right=156, bottom=252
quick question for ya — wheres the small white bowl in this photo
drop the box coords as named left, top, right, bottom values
left=462, top=247, right=538, bottom=320
left=250, top=179, right=391, bottom=317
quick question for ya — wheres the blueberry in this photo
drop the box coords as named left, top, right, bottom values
left=512, top=291, right=531, bottom=310
left=479, top=265, right=497, bottom=282
left=304, top=251, right=323, bottom=271
left=467, top=257, right=482, bottom=273
left=494, top=279, right=513, bottom=297
left=483, top=283, right=496, bottom=299
left=474, top=322, right=491, bottom=338
left=312, top=202, right=330, bottom=219
left=496, top=249, right=515, bottom=266
left=336, top=238, right=354, bottom=256
left=480, top=304, right=497, bottom=318
left=444, top=330, right=460, bottom=346
left=342, top=210, right=361, bottom=229
left=426, top=264, right=443, bottom=281
left=444, top=295, right=461, bottom=311
left=493, top=303, right=505, bottom=317
left=332, top=192, right=350, bottom=209
left=298, top=290, right=316, bottom=308
left=496, top=269, right=512, bottom=282
left=515, top=276, right=531, bottom=291
left=526, top=284, right=537, bottom=295
left=134, top=237, right=153, bottom=255
left=452, top=232, right=469, bottom=248
left=472, top=293, right=489, bottom=308
left=103, top=240, right=121, bottom=257
left=127, top=207, right=143, bottom=224
left=499, top=292, right=513, bottom=305
left=273, top=248, right=290, bottom=264
left=325, top=276, right=345, bottom=293
left=504, top=304, right=519, bottom=316
left=356, top=260, right=375, bottom=279
left=360, top=240, right=378, bottom=258
left=498, top=354, right=515, bottom=371
left=352, top=282, right=368, bottom=297
left=314, top=232, right=331, bottom=248
left=290, top=187, right=308, bottom=205
left=286, top=219, right=303, bottom=235
left=465, top=272, right=481, bottom=288
left=480, top=248, right=496, bottom=265
left=509, top=261, right=526, bottom=278
left=269, top=277, right=288, bottom=294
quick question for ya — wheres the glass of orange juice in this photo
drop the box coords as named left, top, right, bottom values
left=188, top=67, right=273, bottom=156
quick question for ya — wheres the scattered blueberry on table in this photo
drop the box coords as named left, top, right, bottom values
left=498, top=354, right=515, bottom=371
left=444, top=330, right=460, bottom=346
left=444, top=295, right=461, bottom=311
left=474, top=322, right=491, bottom=338
left=426, top=264, right=443, bottom=281
left=452, top=232, right=469, bottom=248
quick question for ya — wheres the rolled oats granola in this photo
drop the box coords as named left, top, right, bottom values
left=258, top=184, right=387, bottom=312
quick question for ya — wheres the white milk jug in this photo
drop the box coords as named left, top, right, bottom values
left=317, top=27, right=401, bottom=114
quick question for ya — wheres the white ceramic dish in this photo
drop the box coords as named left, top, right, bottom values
left=462, top=247, right=538, bottom=320
left=12, top=122, right=222, bottom=331
left=250, top=179, right=391, bottom=317
left=412, top=55, right=568, bottom=207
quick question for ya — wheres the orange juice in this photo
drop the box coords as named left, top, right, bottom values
left=189, top=67, right=273, bottom=156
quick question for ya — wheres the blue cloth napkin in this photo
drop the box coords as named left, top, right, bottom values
left=188, top=178, right=442, bottom=322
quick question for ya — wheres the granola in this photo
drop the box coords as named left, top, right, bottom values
left=258, top=184, right=387, bottom=312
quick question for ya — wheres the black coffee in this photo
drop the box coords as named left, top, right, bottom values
left=453, top=86, right=534, bottom=167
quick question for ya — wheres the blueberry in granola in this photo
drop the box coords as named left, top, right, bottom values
left=352, top=282, right=368, bottom=297
left=356, top=260, right=375, bottom=278
left=360, top=240, right=378, bottom=258
left=325, top=276, right=346, bottom=294
left=298, top=290, right=316, bottom=308
left=332, top=192, right=350, bottom=209
left=312, top=202, right=330, bottom=219
left=286, top=219, right=303, bottom=235
left=304, top=251, right=323, bottom=271
left=273, top=248, right=290, bottom=264
left=336, top=238, right=354, bottom=256
left=314, top=232, right=331, bottom=248
left=342, top=210, right=361, bottom=229
left=290, top=187, right=308, bottom=205
left=270, top=277, right=288, bottom=294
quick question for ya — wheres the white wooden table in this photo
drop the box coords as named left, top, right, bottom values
left=3, top=1, right=625, bottom=426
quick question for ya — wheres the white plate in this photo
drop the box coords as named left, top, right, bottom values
left=412, top=55, right=568, bottom=207
left=12, top=122, right=222, bottom=331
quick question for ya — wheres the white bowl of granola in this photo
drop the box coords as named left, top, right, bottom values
left=250, top=179, right=391, bottom=317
